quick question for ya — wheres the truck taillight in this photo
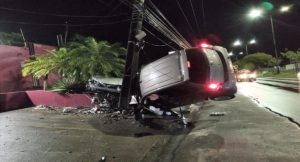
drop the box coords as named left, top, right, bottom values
left=207, top=82, right=222, bottom=91
left=197, top=42, right=213, bottom=48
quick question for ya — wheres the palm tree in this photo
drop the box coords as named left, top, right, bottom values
left=66, top=37, right=126, bottom=81
left=22, top=36, right=126, bottom=91
left=22, top=48, right=68, bottom=90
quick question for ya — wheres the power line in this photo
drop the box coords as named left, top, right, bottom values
left=174, top=0, right=194, bottom=34
left=189, top=0, right=200, bottom=32
left=0, top=6, right=128, bottom=18
left=0, top=19, right=132, bottom=27
left=143, top=27, right=177, bottom=50
left=201, top=0, right=206, bottom=33
left=145, top=41, right=172, bottom=47
left=144, top=8, right=191, bottom=48
left=145, top=1, right=192, bottom=48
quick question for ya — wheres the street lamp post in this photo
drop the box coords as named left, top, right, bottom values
left=269, top=14, right=280, bottom=73
left=248, top=5, right=291, bottom=74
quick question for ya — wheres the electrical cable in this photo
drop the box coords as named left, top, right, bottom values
left=143, top=27, right=177, bottom=50
left=174, top=0, right=194, bottom=34
left=0, top=19, right=132, bottom=27
left=0, top=6, right=128, bottom=18
left=146, top=0, right=192, bottom=48
left=144, top=41, right=172, bottom=47
left=189, top=0, right=200, bottom=32
left=121, top=0, right=192, bottom=49
left=144, top=9, right=191, bottom=49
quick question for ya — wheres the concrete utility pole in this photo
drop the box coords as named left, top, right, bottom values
left=64, top=21, right=69, bottom=44
left=270, top=15, right=280, bottom=74
left=119, top=0, right=145, bottom=110
left=19, top=28, right=27, bottom=48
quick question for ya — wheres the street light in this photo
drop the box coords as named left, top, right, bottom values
left=280, top=5, right=292, bottom=12
left=248, top=8, right=263, bottom=19
left=233, top=38, right=257, bottom=55
left=249, top=39, right=256, bottom=44
left=228, top=51, right=238, bottom=60
left=233, top=40, right=242, bottom=46
left=248, top=5, right=291, bottom=73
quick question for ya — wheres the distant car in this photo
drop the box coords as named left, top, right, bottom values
left=236, top=70, right=256, bottom=82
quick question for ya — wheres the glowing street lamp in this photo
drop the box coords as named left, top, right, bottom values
left=280, top=5, right=292, bottom=12
left=247, top=4, right=292, bottom=73
left=248, top=8, right=263, bottom=19
left=249, top=39, right=256, bottom=44
left=233, top=39, right=257, bottom=55
left=233, top=40, right=242, bottom=46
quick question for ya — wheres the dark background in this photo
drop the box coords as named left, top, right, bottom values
left=0, top=0, right=299, bottom=62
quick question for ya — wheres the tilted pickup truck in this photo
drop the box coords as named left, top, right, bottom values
left=136, top=45, right=237, bottom=124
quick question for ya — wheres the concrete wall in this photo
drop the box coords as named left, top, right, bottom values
left=0, top=44, right=58, bottom=93
left=0, top=44, right=59, bottom=111
left=26, top=90, right=92, bottom=108
left=0, top=91, right=33, bottom=112
left=285, top=63, right=300, bottom=70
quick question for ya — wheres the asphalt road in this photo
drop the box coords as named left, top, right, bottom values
left=238, top=82, right=300, bottom=124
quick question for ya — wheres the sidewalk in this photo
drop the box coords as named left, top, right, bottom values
left=157, top=94, right=300, bottom=162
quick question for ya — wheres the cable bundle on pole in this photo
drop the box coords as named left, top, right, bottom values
left=144, top=0, right=192, bottom=49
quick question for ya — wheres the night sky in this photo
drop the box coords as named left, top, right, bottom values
left=0, top=0, right=299, bottom=61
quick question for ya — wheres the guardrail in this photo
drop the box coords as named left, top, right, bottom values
left=256, top=77, right=299, bottom=91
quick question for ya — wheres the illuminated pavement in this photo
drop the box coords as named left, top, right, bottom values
left=238, top=82, right=300, bottom=124
left=1, top=92, right=300, bottom=161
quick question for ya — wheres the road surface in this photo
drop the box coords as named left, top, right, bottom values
left=238, top=82, right=300, bottom=124
left=1, top=87, right=300, bottom=161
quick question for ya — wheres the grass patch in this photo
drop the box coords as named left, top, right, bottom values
left=259, top=70, right=298, bottom=78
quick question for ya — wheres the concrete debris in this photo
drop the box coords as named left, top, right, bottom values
left=63, top=107, right=76, bottom=113
left=34, top=105, right=57, bottom=110
left=89, top=107, right=99, bottom=114
left=210, top=112, right=226, bottom=116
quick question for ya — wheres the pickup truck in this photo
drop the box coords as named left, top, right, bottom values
left=137, top=45, right=237, bottom=123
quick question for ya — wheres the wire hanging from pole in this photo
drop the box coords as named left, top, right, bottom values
left=189, top=0, right=200, bottom=33
left=174, top=0, right=194, bottom=34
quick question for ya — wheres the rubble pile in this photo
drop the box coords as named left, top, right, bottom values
left=33, top=95, right=135, bottom=122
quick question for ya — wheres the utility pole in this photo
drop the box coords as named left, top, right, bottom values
left=119, top=0, right=145, bottom=110
left=64, top=21, right=69, bottom=44
left=20, top=28, right=27, bottom=48
left=270, top=15, right=280, bottom=74
left=56, top=35, right=61, bottom=47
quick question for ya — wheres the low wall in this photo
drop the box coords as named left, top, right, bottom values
left=0, top=91, right=33, bottom=112
left=0, top=90, right=93, bottom=112
left=26, top=90, right=93, bottom=108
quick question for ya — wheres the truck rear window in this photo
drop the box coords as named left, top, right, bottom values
left=185, top=49, right=209, bottom=84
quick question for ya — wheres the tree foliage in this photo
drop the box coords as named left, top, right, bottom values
left=281, top=50, right=300, bottom=63
left=234, top=52, right=276, bottom=70
left=22, top=37, right=126, bottom=89
left=22, top=48, right=67, bottom=78
left=0, top=32, right=24, bottom=47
